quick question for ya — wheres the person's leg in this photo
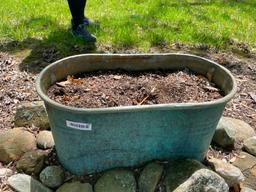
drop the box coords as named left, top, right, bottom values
left=67, top=0, right=86, bottom=28
left=67, top=0, right=96, bottom=42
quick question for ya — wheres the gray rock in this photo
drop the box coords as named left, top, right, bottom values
left=232, top=152, right=256, bottom=190
left=138, top=162, right=163, bottom=192
left=37, top=131, right=55, bottom=149
left=95, top=169, right=136, bottom=192
left=8, top=173, right=52, bottom=192
left=14, top=101, right=49, bottom=130
left=164, top=159, right=205, bottom=191
left=173, top=169, right=229, bottom=192
left=0, top=168, right=13, bottom=178
left=16, top=150, right=48, bottom=175
left=213, top=117, right=255, bottom=148
left=40, top=166, right=65, bottom=188
left=208, top=158, right=244, bottom=187
left=244, top=136, right=256, bottom=156
left=0, top=128, right=36, bottom=163
left=241, top=187, right=256, bottom=192
left=56, top=181, right=93, bottom=192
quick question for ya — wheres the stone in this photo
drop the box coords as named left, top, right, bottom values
left=164, top=159, right=205, bottom=191
left=14, top=101, right=50, bottom=130
left=138, top=162, right=163, bottom=192
left=233, top=152, right=256, bottom=172
left=173, top=169, right=229, bottom=192
left=95, top=169, right=136, bottom=192
left=40, top=166, right=65, bottom=188
left=0, top=128, right=37, bottom=163
left=232, top=152, right=256, bottom=190
left=244, top=136, right=256, bottom=156
left=241, top=187, right=256, bottom=192
left=16, top=150, right=47, bottom=175
left=8, top=173, right=52, bottom=192
left=0, top=168, right=13, bottom=178
left=213, top=117, right=255, bottom=148
left=37, top=131, right=55, bottom=149
left=208, top=158, right=244, bottom=186
left=56, top=181, right=93, bottom=192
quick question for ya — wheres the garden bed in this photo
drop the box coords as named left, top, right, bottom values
left=47, top=70, right=223, bottom=108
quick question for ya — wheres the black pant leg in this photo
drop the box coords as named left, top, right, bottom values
left=67, top=0, right=87, bottom=27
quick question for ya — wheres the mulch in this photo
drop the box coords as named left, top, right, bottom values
left=47, top=70, right=223, bottom=108
left=0, top=48, right=255, bottom=192
left=0, top=52, right=39, bottom=131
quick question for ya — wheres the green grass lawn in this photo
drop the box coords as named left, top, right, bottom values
left=0, top=0, right=256, bottom=54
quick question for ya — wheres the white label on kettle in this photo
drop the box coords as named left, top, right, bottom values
left=66, top=120, right=92, bottom=131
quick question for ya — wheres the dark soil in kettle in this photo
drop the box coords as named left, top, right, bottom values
left=47, top=70, right=224, bottom=108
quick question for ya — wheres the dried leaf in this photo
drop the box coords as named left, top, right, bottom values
left=67, top=75, right=82, bottom=84
left=150, top=87, right=156, bottom=93
left=235, top=154, right=246, bottom=159
left=203, top=86, right=219, bottom=92
left=113, top=75, right=122, bottom=80
left=249, top=92, right=256, bottom=103
left=229, top=156, right=237, bottom=163
left=63, top=95, right=70, bottom=101
left=56, top=81, right=70, bottom=87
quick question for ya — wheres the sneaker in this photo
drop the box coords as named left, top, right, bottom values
left=71, top=24, right=97, bottom=43
left=71, top=17, right=94, bottom=27
left=83, top=17, right=94, bottom=26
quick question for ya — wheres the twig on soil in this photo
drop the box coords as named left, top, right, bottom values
left=138, top=87, right=156, bottom=105
left=235, top=78, right=248, bottom=82
left=240, top=103, right=255, bottom=111
left=6, top=161, right=13, bottom=169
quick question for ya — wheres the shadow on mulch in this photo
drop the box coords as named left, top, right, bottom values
left=0, top=18, right=99, bottom=74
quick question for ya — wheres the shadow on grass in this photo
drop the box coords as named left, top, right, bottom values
left=0, top=17, right=99, bottom=74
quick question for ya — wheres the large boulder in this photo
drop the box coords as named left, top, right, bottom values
left=95, top=169, right=136, bottom=192
left=0, top=128, right=36, bottom=163
left=14, top=101, right=50, bottom=130
left=138, top=162, right=164, bottom=192
left=173, top=169, right=229, bottom=192
left=213, top=117, right=255, bottom=148
left=8, top=173, right=52, bottom=192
